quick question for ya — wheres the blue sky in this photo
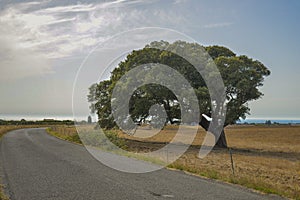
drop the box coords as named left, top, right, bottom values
left=0, top=0, right=299, bottom=120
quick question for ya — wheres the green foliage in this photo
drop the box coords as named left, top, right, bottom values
left=66, top=134, right=82, bottom=144
left=265, top=120, right=272, bottom=125
left=104, top=130, right=127, bottom=150
left=205, top=45, right=236, bottom=59
left=88, top=40, right=270, bottom=129
left=215, top=55, right=270, bottom=125
left=88, top=80, right=116, bottom=129
left=79, top=129, right=127, bottom=150
left=46, top=127, right=127, bottom=150
left=46, top=128, right=79, bottom=144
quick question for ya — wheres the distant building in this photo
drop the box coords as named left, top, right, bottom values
left=87, top=116, right=92, bottom=124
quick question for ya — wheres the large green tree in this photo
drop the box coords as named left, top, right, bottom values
left=88, top=41, right=270, bottom=148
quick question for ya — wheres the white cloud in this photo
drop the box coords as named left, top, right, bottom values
left=0, top=0, right=188, bottom=81
left=96, top=0, right=153, bottom=9
left=173, top=0, right=189, bottom=4
left=0, top=36, right=53, bottom=81
left=203, top=22, right=233, bottom=29
left=0, top=2, right=102, bottom=81
left=36, top=4, right=97, bottom=14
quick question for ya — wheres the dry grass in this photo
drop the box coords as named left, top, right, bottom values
left=169, top=147, right=300, bottom=199
left=46, top=124, right=300, bottom=199
left=121, top=125, right=300, bottom=199
left=226, top=125, right=300, bottom=153
left=119, top=124, right=300, bottom=152
left=0, top=125, right=44, bottom=138
left=47, top=125, right=82, bottom=144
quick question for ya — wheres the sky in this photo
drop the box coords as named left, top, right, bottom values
left=0, top=0, right=299, bottom=120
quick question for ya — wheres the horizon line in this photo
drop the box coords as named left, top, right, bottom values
left=1, top=114, right=300, bottom=121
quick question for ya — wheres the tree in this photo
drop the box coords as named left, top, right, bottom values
left=265, top=120, right=272, bottom=125
left=20, top=119, right=27, bottom=125
left=198, top=45, right=271, bottom=147
left=88, top=80, right=116, bottom=129
left=88, top=41, right=270, bottom=148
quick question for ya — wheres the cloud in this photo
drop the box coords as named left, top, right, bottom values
left=0, top=3, right=53, bottom=81
left=36, top=4, right=97, bottom=14
left=0, top=2, right=103, bottom=81
left=0, top=36, right=53, bottom=81
left=203, top=22, right=233, bottom=29
left=173, top=0, right=189, bottom=4
left=0, top=0, right=188, bottom=81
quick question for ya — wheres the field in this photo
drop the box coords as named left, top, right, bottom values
left=46, top=125, right=300, bottom=199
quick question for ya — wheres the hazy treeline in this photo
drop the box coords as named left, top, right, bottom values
left=0, top=119, right=75, bottom=126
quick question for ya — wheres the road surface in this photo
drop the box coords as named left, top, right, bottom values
left=0, top=128, right=283, bottom=200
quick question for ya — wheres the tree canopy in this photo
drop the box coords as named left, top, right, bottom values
left=88, top=40, right=270, bottom=147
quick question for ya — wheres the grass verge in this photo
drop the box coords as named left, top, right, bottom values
left=46, top=127, right=82, bottom=144
left=167, top=162, right=293, bottom=199
left=46, top=126, right=166, bottom=166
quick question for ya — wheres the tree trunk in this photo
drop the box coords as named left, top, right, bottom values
left=199, top=116, right=227, bottom=148
left=163, top=101, right=173, bottom=124
left=215, top=129, right=227, bottom=148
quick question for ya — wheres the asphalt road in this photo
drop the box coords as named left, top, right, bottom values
left=0, top=128, right=284, bottom=200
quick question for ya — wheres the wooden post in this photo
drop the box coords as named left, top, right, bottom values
left=228, top=148, right=235, bottom=176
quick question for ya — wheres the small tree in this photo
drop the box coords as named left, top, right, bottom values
left=265, top=120, right=272, bottom=125
left=20, top=119, right=26, bottom=125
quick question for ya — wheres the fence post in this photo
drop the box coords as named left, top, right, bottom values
left=228, top=148, right=235, bottom=176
